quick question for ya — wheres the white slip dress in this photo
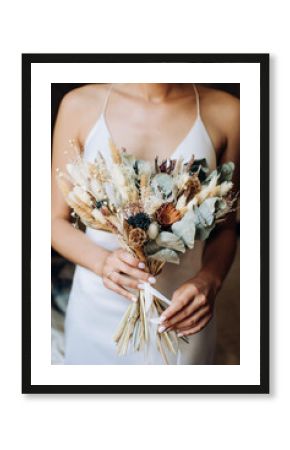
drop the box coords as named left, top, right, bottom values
left=63, top=83, right=218, bottom=365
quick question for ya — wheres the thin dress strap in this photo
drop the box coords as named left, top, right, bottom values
left=102, top=83, right=114, bottom=115
left=192, top=83, right=200, bottom=117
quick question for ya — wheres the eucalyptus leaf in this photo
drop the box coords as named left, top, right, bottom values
left=151, top=173, right=174, bottom=198
left=198, top=197, right=219, bottom=227
left=144, top=240, right=162, bottom=256
left=217, top=161, right=235, bottom=184
left=156, top=231, right=186, bottom=253
left=172, top=209, right=196, bottom=249
left=148, top=248, right=180, bottom=264
left=193, top=197, right=219, bottom=240
left=217, top=161, right=235, bottom=183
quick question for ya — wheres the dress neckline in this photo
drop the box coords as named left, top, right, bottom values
left=101, top=83, right=203, bottom=161
left=84, top=84, right=216, bottom=168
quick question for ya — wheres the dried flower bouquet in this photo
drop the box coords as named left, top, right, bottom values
left=57, top=139, right=236, bottom=363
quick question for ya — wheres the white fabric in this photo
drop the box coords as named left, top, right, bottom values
left=64, top=84, right=217, bottom=365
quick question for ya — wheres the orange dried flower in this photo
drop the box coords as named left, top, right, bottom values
left=156, top=203, right=181, bottom=226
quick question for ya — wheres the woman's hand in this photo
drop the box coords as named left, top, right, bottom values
left=101, top=249, right=156, bottom=302
left=158, top=272, right=221, bottom=337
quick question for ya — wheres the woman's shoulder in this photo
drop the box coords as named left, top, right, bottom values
left=197, top=84, right=240, bottom=133
left=59, top=84, right=110, bottom=114
left=56, top=84, right=111, bottom=140
left=197, top=84, right=239, bottom=117
left=55, top=84, right=111, bottom=147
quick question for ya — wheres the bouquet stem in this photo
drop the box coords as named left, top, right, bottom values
left=113, top=283, right=183, bottom=364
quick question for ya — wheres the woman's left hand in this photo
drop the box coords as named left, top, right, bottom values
left=158, top=272, right=221, bottom=337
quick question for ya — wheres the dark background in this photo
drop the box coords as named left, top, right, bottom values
left=51, top=83, right=240, bottom=365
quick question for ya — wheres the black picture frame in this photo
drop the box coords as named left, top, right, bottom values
left=22, top=53, right=269, bottom=394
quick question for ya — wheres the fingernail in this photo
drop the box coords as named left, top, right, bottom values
left=148, top=276, right=156, bottom=284
left=138, top=262, right=145, bottom=269
left=177, top=332, right=183, bottom=337
left=158, top=326, right=166, bottom=333
left=137, top=283, right=144, bottom=289
left=131, top=295, right=138, bottom=302
left=159, top=315, right=166, bottom=323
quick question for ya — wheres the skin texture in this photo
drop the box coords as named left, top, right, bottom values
left=51, top=83, right=240, bottom=335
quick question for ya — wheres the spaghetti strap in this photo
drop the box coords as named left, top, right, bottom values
left=102, top=83, right=113, bottom=115
left=192, top=83, right=200, bottom=117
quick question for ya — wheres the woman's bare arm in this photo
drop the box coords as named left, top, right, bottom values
left=197, top=93, right=240, bottom=289
left=51, top=88, right=154, bottom=302
left=159, top=92, right=240, bottom=335
left=51, top=90, right=110, bottom=275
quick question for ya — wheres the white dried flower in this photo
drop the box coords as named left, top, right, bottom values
left=112, top=166, right=126, bottom=187
left=143, top=195, right=163, bottom=215
left=176, top=194, right=187, bottom=210
left=66, top=162, right=88, bottom=187
left=219, top=181, right=233, bottom=196
left=147, top=222, right=160, bottom=240
left=174, top=173, right=190, bottom=191
left=89, top=178, right=104, bottom=200
left=73, top=186, right=92, bottom=206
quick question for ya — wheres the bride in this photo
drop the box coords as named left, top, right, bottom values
left=51, top=83, right=240, bottom=365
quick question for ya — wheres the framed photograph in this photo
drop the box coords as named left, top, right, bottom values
left=22, top=53, right=269, bottom=394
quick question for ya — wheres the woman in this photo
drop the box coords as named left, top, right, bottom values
left=51, top=83, right=240, bottom=364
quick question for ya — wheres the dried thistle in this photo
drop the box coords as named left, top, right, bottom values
left=127, top=212, right=151, bottom=230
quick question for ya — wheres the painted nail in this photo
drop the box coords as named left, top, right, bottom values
left=137, top=283, right=144, bottom=289
left=158, top=325, right=166, bottom=333
left=131, top=295, right=138, bottom=302
left=148, top=276, right=156, bottom=284
left=138, top=262, right=145, bottom=269
left=177, top=332, right=183, bottom=337
left=159, top=315, right=166, bottom=323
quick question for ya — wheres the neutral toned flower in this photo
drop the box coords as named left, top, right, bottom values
left=128, top=227, right=147, bottom=247
left=66, top=162, right=88, bottom=187
left=92, top=208, right=107, bottom=224
left=73, top=185, right=92, bottom=206
left=147, top=222, right=160, bottom=240
left=109, top=138, right=122, bottom=164
left=176, top=194, right=187, bottom=211
left=219, top=181, right=233, bottom=196
left=143, top=194, right=163, bottom=215
left=183, top=175, right=201, bottom=199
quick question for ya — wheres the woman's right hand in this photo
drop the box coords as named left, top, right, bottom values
left=101, top=249, right=156, bottom=302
